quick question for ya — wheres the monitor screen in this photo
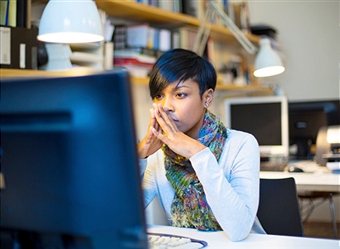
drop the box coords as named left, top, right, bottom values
left=224, top=96, right=289, bottom=158
left=289, top=100, right=340, bottom=159
left=1, top=71, right=148, bottom=249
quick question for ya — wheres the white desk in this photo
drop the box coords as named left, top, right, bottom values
left=260, top=170, right=340, bottom=192
left=148, top=225, right=339, bottom=248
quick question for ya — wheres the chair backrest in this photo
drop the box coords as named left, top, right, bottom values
left=257, top=177, right=304, bottom=237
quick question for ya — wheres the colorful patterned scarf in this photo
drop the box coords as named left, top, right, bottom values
left=162, top=110, right=227, bottom=231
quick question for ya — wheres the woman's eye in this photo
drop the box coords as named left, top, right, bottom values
left=154, top=94, right=163, bottom=100
left=176, top=92, right=186, bottom=98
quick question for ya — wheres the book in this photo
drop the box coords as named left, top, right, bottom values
left=182, top=0, right=205, bottom=19
left=26, top=0, right=31, bottom=28
left=147, top=27, right=156, bottom=49
left=177, top=27, right=197, bottom=51
left=171, top=29, right=180, bottom=49
left=113, top=25, right=127, bottom=50
left=182, top=0, right=196, bottom=17
left=0, top=0, right=9, bottom=26
left=126, top=23, right=149, bottom=48
left=114, top=50, right=156, bottom=78
left=153, top=28, right=160, bottom=50
left=158, top=0, right=172, bottom=12
left=8, top=0, right=16, bottom=27
left=16, top=0, right=27, bottom=28
left=173, top=0, right=182, bottom=13
left=231, top=1, right=250, bottom=33
left=159, top=29, right=171, bottom=52
left=0, top=26, right=38, bottom=69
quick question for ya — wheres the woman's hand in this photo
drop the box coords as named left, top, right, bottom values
left=137, top=107, right=163, bottom=159
left=150, top=104, right=206, bottom=159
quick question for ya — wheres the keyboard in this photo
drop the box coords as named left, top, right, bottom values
left=147, top=233, right=208, bottom=249
left=260, top=161, right=288, bottom=172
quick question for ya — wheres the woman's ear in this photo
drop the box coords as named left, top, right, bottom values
left=203, top=88, right=214, bottom=108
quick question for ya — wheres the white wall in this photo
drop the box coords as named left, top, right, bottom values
left=248, top=0, right=339, bottom=101
left=247, top=0, right=340, bottom=222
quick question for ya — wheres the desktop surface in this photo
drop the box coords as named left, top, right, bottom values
left=260, top=167, right=340, bottom=192
left=148, top=225, right=339, bottom=248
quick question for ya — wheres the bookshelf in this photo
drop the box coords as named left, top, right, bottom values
left=132, top=75, right=273, bottom=95
left=95, top=0, right=261, bottom=45
left=1, top=0, right=273, bottom=96
left=0, top=68, right=273, bottom=96
left=93, top=0, right=271, bottom=95
left=35, top=0, right=260, bottom=45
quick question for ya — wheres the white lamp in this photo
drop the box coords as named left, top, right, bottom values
left=194, top=1, right=285, bottom=78
left=38, top=0, right=104, bottom=44
left=254, top=38, right=285, bottom=77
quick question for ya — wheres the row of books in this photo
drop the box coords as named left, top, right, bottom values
left=111, top=22, right=250, bottom=82
left=112, top=23, right=199, bottom=77
left=133, top=0, right=250, bottom=33
left=134, top=0, right=213, bottom=18
left=113, top=24, right=198, bottom=52
left=0, top=0, right=31, bottom=28
left=135, top=0, right=184, bottom=13
left=112, top=28, right=250, bottom=86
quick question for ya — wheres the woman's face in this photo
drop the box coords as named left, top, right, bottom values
left=153, top=78, right=213, bottom=139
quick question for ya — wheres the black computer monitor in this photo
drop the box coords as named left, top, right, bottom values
left=224, top=96, right=289, bottom=159
left=1, top=71, right=148, bottom=249
left=289, top=100, right=340, bottom=159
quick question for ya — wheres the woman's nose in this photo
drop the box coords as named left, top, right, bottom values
left=161, top=96, right=173, bottom=111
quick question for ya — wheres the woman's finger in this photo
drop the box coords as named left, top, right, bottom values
left=155, top=104, right=178, bottom=132
left=153, top=108, right=174, bottom=135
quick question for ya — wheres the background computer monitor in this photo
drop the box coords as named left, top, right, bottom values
left=1, top=71, right=148, bottom=249
left=289, top=100, right=340, bottom=160
left=224, top=96, right=289, bottom=159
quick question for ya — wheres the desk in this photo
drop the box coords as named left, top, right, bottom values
left=148, top=225, right=339, bottom=248
left=260, top=170, right=340, bottom=192
left=260, top=168, right=340, bottom=239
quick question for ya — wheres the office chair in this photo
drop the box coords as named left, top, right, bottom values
left=257, top=178, right=304, bottom=237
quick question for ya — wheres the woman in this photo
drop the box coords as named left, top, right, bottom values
left=138, top=48, right=265, bottom=241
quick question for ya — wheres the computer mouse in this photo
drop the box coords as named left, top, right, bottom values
left=288, top=166, right=304, bottom=173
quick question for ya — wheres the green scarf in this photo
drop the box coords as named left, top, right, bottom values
left=162, top=110, right=227, bottom=231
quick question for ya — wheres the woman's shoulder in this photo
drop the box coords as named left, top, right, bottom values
left=226, top=128, right=258, bottom=144
left=222, top=128, right=259, bottom=158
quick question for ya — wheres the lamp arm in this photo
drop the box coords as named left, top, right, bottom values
left=193, top=0, right=257, bottom=55
left=193, top=6, right=213, bottom=56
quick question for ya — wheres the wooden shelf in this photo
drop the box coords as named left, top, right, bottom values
left=1, top=68, right=272, bottom=95
left=94, top=0, right=261, bottom=45
left=0, top=68, right=102, bottom=78
left=38, top=0, right=260, bottom=45
left=130, top=75, right=273, bottom=96
left=4, top=1, right=269, bottom=95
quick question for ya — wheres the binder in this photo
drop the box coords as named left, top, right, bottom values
left=0, top=26, right=38, bottom=69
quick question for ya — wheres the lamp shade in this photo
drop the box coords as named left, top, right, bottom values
left=327, top=125, right=340, bottom=144
left=254, top=38, right=285, bottom=77
left=38, top=0, right=103, bottom=43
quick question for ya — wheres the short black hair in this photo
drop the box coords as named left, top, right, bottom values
left=148, top=48, right=217, bottom=99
